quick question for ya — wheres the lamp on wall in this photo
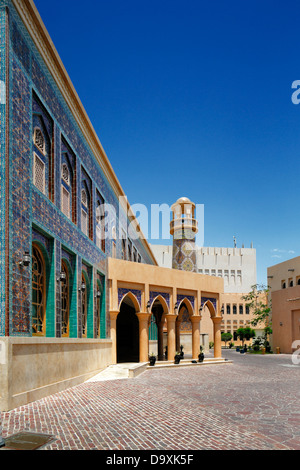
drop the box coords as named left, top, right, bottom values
left=95, top=290, right=101, bottom=299
left=57, top=271, right=66, bottom=282
left=199, top=305, right=203, bottom=314
left=78, top=283, right=86, bottom=292
left=174, top=302, right=179, bottom=313
left=18, top=251, right=31, bottom=267
left=146, top=301, right=151, bottom=312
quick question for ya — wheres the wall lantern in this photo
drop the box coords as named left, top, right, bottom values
left=280, top=322, right=283, bottom=326
left=79, top=283, right=86, bottom=292
left=146, top=301, right=151, bottom=312
left=18, top=251, right=31, bottom=267
left=199, top=305, right=203, bottom=314
left=174, top=302, right=179, bottom=313
left=95, top=290, right=101, bottom=299
left=57, top=271, right=66, bottom=282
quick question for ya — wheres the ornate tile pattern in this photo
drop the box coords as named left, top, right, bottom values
left=118, top=288, right=141, bottom=308
left=149, top=291, right=170, bottom=308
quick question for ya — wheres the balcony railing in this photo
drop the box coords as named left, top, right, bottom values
left=170, top=217, right=198, bottom=235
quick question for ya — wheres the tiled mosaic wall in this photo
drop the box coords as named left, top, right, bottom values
left=1, top=0, right=154, bottom=338
left=0, top=7, right=7, bottom=336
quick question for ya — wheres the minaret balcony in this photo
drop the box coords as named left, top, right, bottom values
left=170, top=217, right=198, bottom=235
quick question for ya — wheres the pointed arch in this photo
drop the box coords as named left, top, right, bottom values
left=177, top=297, right=194, bottom=319
left=201, top=299, right=217, bottom=319
left=150, top=294, right=169, bottom=317
left=119, top=291, right=140, bottom=313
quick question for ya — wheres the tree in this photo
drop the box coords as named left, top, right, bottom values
left=242, top=284, right=272, bottom=348
left=241, top=284, right=272, bottom=328
left=221, top=332, right=232, bottom=348
left=236, top=327, right=255, bottom=346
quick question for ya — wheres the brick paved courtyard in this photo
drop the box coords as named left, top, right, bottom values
left=1, top=350, right=300, bottom=451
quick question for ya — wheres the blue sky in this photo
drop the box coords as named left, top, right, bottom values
left=34, top=0, right=300, bottom=284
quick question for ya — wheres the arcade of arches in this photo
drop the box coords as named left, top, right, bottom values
left=108, top=258, right=224, bottom=363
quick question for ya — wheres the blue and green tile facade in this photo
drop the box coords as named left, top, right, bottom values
left=0, top=0, right=154, bottom=339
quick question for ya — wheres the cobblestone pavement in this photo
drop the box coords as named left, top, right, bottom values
left=1, top=350, right=300, bottom=450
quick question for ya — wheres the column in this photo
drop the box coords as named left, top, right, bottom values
left=213, top=317, right=222, bottom=358
left=137, top=313, right=151, bottom=363
left=166, top=314, right=177, bottom=361
left=191, top=316, right=201, bottom=360
left=175, top=319, right=181, bottom=352
left=158, top=320, right=165, bottom=360
left=109, top=310, right=119, bottom=364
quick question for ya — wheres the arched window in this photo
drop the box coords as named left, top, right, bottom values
left=226, top=304, right=231, bottom=315
left=32, top=244, right=46, bottom=336
left=61, top=164, right=71, bottom=219
left=239, top=305, right=244, bottom=315
left=81, top=189, right=88, bottom=236
left=81, top=273, right=87, bottom=337
left=61, top=261, right=70, bottom=337
left=233, top=304, right=237, bottom=314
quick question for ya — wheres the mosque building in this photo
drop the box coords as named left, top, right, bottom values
left=0, top=0, right=226, bottom=411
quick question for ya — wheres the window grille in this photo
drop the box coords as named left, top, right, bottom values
left=61, top=262, right=69, bottom=337
left=81, top=274, right=87, bottom=337
left=62, top=186, right=70, bottom=218
left=81, top=208, right=88, bottom=236
left=62, top=163, right=70, bottom=185
left=81, top=188, right=87, bottom=207
left=34, top=128, right=46, bottom=154
left=32, top=245, right=46, bottom=335
left=33, top=153, right=45, bottom=194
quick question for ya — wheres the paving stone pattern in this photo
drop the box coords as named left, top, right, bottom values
left=1, top=350, right=300, bottom=450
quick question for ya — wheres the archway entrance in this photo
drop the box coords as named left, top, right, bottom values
left=117, top=295, right=139, bottom=363
left=150, top=296, right=168, bottom=360
left=176, top=302, right=192, bottom=354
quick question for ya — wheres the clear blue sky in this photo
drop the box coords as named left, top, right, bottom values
left=34, top=0, right=300, bottom=285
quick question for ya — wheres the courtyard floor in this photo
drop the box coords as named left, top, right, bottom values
left=1, top=349, right=300, bottom=451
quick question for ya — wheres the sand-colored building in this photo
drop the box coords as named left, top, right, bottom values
left=268, top=256, right=300, bottom=353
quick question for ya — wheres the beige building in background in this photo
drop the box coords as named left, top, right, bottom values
left=268, top=256, right=300, bottom=353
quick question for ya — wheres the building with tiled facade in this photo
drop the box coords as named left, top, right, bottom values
left=0, top=0, right=228, bottom=411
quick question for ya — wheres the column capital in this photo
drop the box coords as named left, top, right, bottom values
left=136, top=312, right=152, bottom=322
left=190, top=315, right=201, bottom=323
left=165, top=314, right=178, bottom=322
left=212, top=316, right=222, bottom=324
left=109, top=310, right=119, bottom=321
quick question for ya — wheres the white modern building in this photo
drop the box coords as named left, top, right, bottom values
left=150, top=244, right=257, bottom=293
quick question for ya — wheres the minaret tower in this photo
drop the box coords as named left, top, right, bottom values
left=170, top=197, right=198, bottom=272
